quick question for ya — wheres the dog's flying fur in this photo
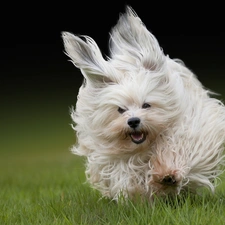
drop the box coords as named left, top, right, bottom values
left=62, top=6, right=225, bottom=201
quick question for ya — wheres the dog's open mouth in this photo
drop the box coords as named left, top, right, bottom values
left=130, top=131, right=146, bottom=144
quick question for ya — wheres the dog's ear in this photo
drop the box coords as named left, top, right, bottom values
left=109, top=6, right=165, bottom=71
left=62, top=32, right=119, bottom=87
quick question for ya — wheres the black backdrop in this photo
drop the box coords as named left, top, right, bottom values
left=1, top=1, right=225, bottom=138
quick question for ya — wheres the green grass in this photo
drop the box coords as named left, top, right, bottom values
left=1, top=144, right=225, bottom=225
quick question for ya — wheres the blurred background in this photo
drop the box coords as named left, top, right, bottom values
left=1, top=1, right=225, bottom=162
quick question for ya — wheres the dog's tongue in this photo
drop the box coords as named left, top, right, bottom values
left=131, top=132, right=143, bottom=140
left=130, top=131, right=146, bottom=144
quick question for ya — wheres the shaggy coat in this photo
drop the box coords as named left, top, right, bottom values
left=62, top=6, right=225, bottom=201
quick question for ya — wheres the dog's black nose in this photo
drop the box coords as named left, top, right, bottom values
left=127, top=117, right=140, bottom=128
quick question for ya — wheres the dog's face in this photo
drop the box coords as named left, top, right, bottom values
left=79, top=73, right=179, bottom=152
left=62, top=6, right=183, bottom=154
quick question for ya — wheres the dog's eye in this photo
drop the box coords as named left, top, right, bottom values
left=118, top=107, right=126, bottom=114
left=142, top=103, right=151, bottom=109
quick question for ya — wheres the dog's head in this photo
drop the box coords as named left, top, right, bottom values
left=62, top=6, right=183, bottom=154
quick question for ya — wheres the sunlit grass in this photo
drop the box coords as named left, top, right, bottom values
left=1, top=142, right=225, bottom=225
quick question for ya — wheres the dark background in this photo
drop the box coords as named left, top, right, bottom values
left=1, top=1, right=225, bottom=155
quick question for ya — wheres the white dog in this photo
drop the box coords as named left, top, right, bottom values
left=62, top=6, right=225, bottom=201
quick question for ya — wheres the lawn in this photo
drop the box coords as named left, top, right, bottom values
left=1, top=146, right=225, bottom=225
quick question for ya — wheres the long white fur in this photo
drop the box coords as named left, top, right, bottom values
left=62, top=6, right=225, bottom=201
left=148, top=96, right=225, bottom=197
